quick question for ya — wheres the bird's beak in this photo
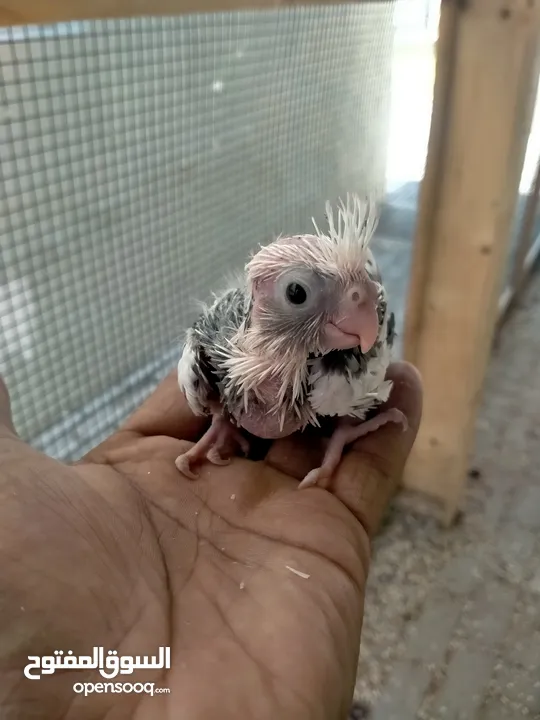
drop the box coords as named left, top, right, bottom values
left=322, top=282, right=379, bottom=353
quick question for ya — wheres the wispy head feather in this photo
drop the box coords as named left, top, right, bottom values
left=316, top=193, right=379, bottom=266
left=246, top=193, right=379, bottom=289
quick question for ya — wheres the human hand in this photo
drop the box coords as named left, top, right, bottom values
left=0, top=361, right=421, bottom=720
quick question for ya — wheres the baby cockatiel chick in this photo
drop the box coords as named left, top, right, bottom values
left=176, top=194, right=407, bottom=488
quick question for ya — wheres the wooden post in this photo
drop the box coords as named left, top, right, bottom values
left=402, top=0, right=540, bottom=525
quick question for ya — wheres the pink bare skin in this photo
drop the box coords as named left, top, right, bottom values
left=0, top=362, right=421, bottom=719
left=174, top=380, right=304, bottom=479
left=235, top=405, right=304, bottom=440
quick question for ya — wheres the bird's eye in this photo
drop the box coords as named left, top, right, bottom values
left=285, top=282, right=308, bottom=305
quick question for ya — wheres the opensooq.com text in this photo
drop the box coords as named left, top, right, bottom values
left=73, top=681, right=171, bottom=696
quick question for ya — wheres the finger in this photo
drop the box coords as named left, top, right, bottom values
left=332, top=361, right=423, bottom=537
left=85, top=371, right=209, bottom=466
left=119, top=370, right=209, bottom=441
left=0, top=376, right=17, bottom=437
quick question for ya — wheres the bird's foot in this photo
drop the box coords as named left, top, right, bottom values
left=297, top=408, right=408, bottom=490
left=175, top=415, right=250, bottom=480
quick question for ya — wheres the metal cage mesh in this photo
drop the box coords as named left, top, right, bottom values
left=1, top=4, right=400, bottom=459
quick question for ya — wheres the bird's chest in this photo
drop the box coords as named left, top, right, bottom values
left=307, top=344, right=392, bottom=419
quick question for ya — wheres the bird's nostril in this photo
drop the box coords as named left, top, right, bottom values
left=351, top=291, right=360, bottom=302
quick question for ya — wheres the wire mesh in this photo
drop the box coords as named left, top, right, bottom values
left=1, top=3, right=404, bottom=460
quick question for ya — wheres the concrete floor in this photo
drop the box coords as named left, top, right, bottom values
left=350, top=269, right=540, bottom=719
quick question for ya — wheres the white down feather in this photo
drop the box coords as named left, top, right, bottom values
left=177, top=330, right=207, bottom=416
left=307, top=311, right=393, bottom=420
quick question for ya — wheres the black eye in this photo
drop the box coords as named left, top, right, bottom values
left=285, top=282, right=307, bottom=305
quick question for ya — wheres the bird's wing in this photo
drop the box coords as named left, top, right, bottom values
left=178, top=287, right=250, bottom=417
left=177, top=328, right=216, bottom=416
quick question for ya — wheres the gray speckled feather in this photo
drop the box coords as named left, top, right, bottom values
left=179, top=264, right=395, bottom=429
left=178, top=288, right=251, bottom=416
left=179, top=286, right=311, bottom=426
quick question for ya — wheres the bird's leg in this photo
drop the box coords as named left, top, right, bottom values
left=175, top=414, right=250, bottom=480
left=298, top=408, right=408, bottom=490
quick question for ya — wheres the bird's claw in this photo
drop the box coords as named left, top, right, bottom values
left=175, top=415, right=250, bottom=480
left=175, top=453, right=200, bottom=480
left=298, top=468, right=330, bottom=490
left=206, top=448, right=231, bottom=466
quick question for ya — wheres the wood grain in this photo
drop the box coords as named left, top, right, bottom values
left=0, top=0, right=357, bottom=27
left=402, top=0, right=540, bottom=524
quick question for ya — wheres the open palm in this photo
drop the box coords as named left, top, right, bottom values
left=0, top=362, right=421, bottom=720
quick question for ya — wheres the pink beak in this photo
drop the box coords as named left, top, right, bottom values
left=322, top=282, right=380, bottom=353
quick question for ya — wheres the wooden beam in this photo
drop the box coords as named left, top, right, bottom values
left=0, top=0, right=358, bottom=27
left=402, top=0, right=540, bottom=525
left=402, top=0, right=461, bottom=365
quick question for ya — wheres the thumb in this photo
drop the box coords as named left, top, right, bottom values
left=265, top=361, right=423, bottom=536
left=332, top=361, right=423, bottom=537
